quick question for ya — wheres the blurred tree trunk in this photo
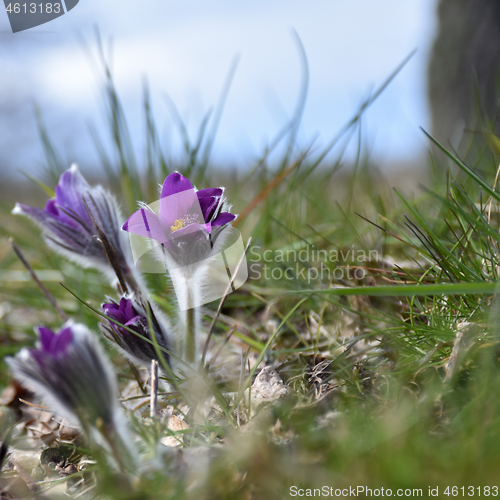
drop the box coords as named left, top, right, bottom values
left=429, top=0, right=500, bottom=155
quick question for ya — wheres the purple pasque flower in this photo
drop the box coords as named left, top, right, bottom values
left=121, top=172, right=236, bottom=266
left=6, top=322, right=118, bottom=430
left=13, top=164, right=138, bottom=291
left=102, top=297, right=171, bottom=367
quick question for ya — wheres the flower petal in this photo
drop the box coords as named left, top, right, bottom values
left=7, top=322, right=122, bottom=432
left=52, top=327, right=73, bottom=355
left=44, top=199, right=59, bottom=216
left=160, top=172, right=194, bottom=199
left=122, top=208, right=168, bottom=244
left=212, top=212, right=236, bottom=227
left=14, top=203, right=58, bottom=226
left=159, top=188, right=203, bottom=232
left=54, top=165, right=93, bottom=227
left=30, top=349, right=47, bottom=368
left=103, top=303, right=127, bottom=325
left=121, top=297, right=136, bottom=319
left=197, top=188, right=222, bottom=199
left=14, top=203, right=93, bottom=254
left=198, top=195, right=219, bottom=223
left=37, top=326, right=56, bottom=352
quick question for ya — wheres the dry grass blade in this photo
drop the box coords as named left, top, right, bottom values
left=82, top=196, right=131, bottom=295
left=150, top=360, right=159, bottom=418
left=233, top=155, right=308, bottom=227
left=443, top=323, right=480, bottom=384
left=10, top=238, right=68, bottom=321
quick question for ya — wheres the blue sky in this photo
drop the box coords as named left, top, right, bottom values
left=0, top=0, right=438, bottom=180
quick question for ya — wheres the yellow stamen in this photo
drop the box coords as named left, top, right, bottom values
left=170, top=213, right=200, bottom=233
left=170, top=220, right=184, bottom=232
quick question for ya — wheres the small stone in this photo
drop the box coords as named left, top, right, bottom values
left=161, top=415, right=189, bottom=447
left=251, top=366, right=288, bottom=401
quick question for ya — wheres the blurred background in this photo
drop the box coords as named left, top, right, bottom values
left=0, top=0, right=436, bottom=183
left=1, top=0, right=497, bottom=189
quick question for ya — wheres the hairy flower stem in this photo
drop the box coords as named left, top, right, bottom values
left=96, top=418, right=135, bottom=473
left=177, top=274, right=200, bottom=365
left=185, top=306, right=197, bottom=363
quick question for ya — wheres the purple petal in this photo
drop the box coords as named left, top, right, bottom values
left=197, top=188, right=222, bottom=199
left=102, top=302, right=118, bottom=313
left=44, top=199, right=59, bottom=216
left=121, top=298, right=136, bottom=320
left=122, top=208, right=168, bottom=244
left=198, top=196, right=219, bottom=223
left=160, top=172, right=193, bottom=199
left=37, top=326, right=56, bottom=352
left=159, top=188, right=202, bottom=232
left=15, top=203, right=58, bottom=226
left=16, top=203, right=95, bottom=253
left=110, top=312, right=128, bottom=325
left=52, top=327, right=73, bottom=355
left=103, top=303, right=127, bottom=324
left=118, top=298, right=127, bottom=313
left=31, top=349, right=46, bottom=367
left=54, top=166, right=93, bottom=226
left=212, top=212, right=236, bottom=227
left=36, top=325, right=73, bottom=357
